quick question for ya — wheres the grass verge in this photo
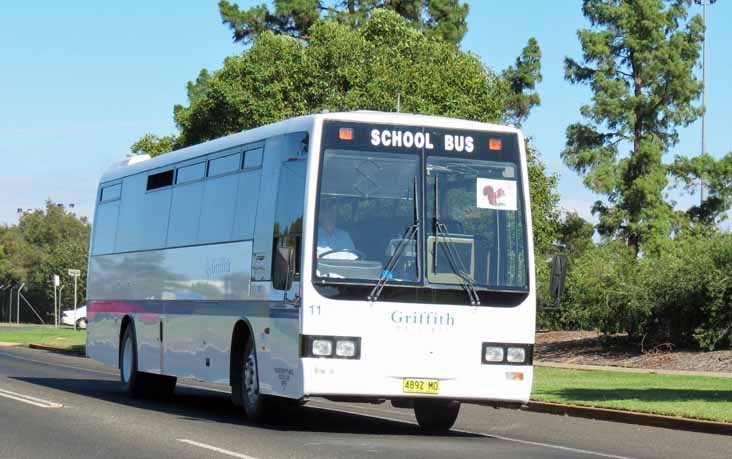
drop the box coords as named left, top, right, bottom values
left=0, top=325, right=85, bottom=353
left=532, top=366, right=732, bottom=423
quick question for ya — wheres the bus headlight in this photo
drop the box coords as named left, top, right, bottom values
left=301, top=335, right=361, bottom=359
left=506, top=347, right=526, bottom=363
left=335, top=339, right=356, bottom=357
left=481, top=343, right=533, bottom=364
left=312, top=339, right=333, bottom=357
left=483, top=346, right=504, bottom=362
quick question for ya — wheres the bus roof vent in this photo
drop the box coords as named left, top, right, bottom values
left=127, top=154, right=151, bottom=165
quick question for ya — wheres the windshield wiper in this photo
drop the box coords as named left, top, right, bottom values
left=432, top=176, right=481, bottom=306
left=368, top=176, right=420, bottom=302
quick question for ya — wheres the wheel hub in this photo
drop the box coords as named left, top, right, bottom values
left=122, top=337, right=133, bottom=383
left=243, top=351, right=258, bottom=407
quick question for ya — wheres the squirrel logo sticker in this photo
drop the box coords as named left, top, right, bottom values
left=476, top=178, right=517, bottom=211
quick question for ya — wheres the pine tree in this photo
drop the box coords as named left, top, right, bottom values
left=563, top=0, right=703, bottom=256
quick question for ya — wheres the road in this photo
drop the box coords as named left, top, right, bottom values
left=0, top=346, right=729, bottom=459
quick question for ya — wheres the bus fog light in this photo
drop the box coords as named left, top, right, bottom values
left=506, top=347, right=526, bottom=363
left=335, top=340, right=356, bottom=357
left=483, top=346, right=504, bottom=362
left=312, top=339, right=333, bottom=356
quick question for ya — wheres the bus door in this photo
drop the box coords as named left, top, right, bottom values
left=265, top=133, right=308, bottom=397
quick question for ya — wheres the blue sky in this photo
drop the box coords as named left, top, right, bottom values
left=1, top=1, right=730, bottom=227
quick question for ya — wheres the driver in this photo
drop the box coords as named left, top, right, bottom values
left=317, top=197, right=355, bottom=257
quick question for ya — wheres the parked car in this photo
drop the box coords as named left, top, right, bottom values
left=61, top=305, right=87, bottom=329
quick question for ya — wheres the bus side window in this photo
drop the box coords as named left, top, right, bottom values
left=272, top=158, right=307, bottom=286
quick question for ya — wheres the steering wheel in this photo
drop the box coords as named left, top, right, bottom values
left=319, top=248, right=366, bottom=260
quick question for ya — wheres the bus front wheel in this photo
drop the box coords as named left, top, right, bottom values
left=414, top=399, right=460, bottom=433
left=238, top=337, right=270, bottom=422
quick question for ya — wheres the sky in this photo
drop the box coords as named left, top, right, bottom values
left=1, top=1, right=731, bottom=228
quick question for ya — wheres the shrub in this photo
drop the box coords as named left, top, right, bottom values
left=555, top=232, right=732, bottom=350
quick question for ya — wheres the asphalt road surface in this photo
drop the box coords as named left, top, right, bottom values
left=0, top=346, right=730, bottom=459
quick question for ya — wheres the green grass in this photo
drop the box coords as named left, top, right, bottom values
left=532, top=366, right=732, bottom=423
left=0, top=325, right=85, bottom=353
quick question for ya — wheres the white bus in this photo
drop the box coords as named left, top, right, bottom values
left=87, top=111, right=540, bottom=432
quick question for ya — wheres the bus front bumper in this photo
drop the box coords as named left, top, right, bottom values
left=301, top=358, right=533, bottom=403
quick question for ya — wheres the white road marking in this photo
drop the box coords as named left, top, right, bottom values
left=0, top=387, right=63, bottom=408
left=178, top=439, right=261, bottom=459
left=308, top=402, right=637, bottom=459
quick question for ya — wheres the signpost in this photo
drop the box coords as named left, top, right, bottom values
left=67, top=269, right=81, bottom=330
left=53, top=275, right=60, bottom=327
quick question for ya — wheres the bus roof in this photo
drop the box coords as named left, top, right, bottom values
left=100, top=111, right=520, bottom=183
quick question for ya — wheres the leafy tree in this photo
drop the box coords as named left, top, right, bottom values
left=562, top=0, right=703, bottom=256
left=557, top=212, right=594, bottom=260
left=0, top=202, right=90, bottom=323
left=172, top=11, right=513, bottom=147
left=218, top=0, right=469, bottom=45
left=670, top=152, right=732, bottom=225
left=130, top=133, right=177, bottom=158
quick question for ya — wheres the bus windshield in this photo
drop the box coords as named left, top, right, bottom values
left=313, top=122, right=529, bottom=295
left=315, top=149, right=420, bottom=284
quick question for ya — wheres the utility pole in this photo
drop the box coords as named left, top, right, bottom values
left=16, top=283, right=24, bottom=324
left=53, top=275, right=60, bottom=328
left=8, top=286, right=13, bottom=323
left=58, top=285, right=65, bottom=326
left=67, top=269, right=81, bottom=330
left=694, top=0, right=717, bottom=204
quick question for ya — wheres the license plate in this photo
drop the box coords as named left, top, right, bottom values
left=402, top=378, right=439, bottom=394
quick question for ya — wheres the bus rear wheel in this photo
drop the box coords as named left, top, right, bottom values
left=119, top=324, right=176, bottom=399
left=414, top=399, right=460, bottom=433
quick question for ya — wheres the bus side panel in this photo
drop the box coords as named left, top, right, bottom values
left=162, top=240, right=254, bottom=382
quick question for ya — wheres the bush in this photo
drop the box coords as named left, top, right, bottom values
left=555, top=232, right=732, bottom=350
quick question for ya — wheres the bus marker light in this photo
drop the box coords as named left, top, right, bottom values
left=339, top=128, right=354, bottom=140
left=505, top=372, right=524, bottom=381
left=312, top=339, right=333, bottom=356
left=489, top=139, right=502, bottom=150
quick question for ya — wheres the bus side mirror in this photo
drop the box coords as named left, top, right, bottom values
left=273, top=246, right=295, bottom=291
left=549, top=254, right=568, bottom=302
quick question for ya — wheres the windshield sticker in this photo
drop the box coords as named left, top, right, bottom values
left=476, top=178, right=517, bottom=211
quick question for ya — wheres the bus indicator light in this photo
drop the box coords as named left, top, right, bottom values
left=339, top=128, right=354, bottom=141
left=489, top=139, right=502, bottom=151
left=505, top=372, right=524, bottom=381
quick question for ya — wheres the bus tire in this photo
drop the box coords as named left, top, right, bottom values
left=120, top=324, right=147, bottom=398
left=239, top=336, right=269, bottom=422
left=120, top=324, right=177, bottom=399
left=413, top=399, right=460, bottom=433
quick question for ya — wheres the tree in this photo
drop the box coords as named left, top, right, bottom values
left=670, top=152, right=732, bottom=225
left=557, top=212, right=594, bottom=260
left=562, top=0, right=703, bottom=256
left=502, top=37, right=542, bottom=126
left=172, top=10, right=512, bottom=147
left=218, top=0, right=469, bottom=45
left=130, top=133, right=178, bottom=157
left=0, top=202, right=90, bottom=323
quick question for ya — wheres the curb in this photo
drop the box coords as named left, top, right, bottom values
left=525, top=401, right=732, bottom=436
left=535, top=361, right=732, bottom=379
left=27, top=343, right=86, bottom=357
